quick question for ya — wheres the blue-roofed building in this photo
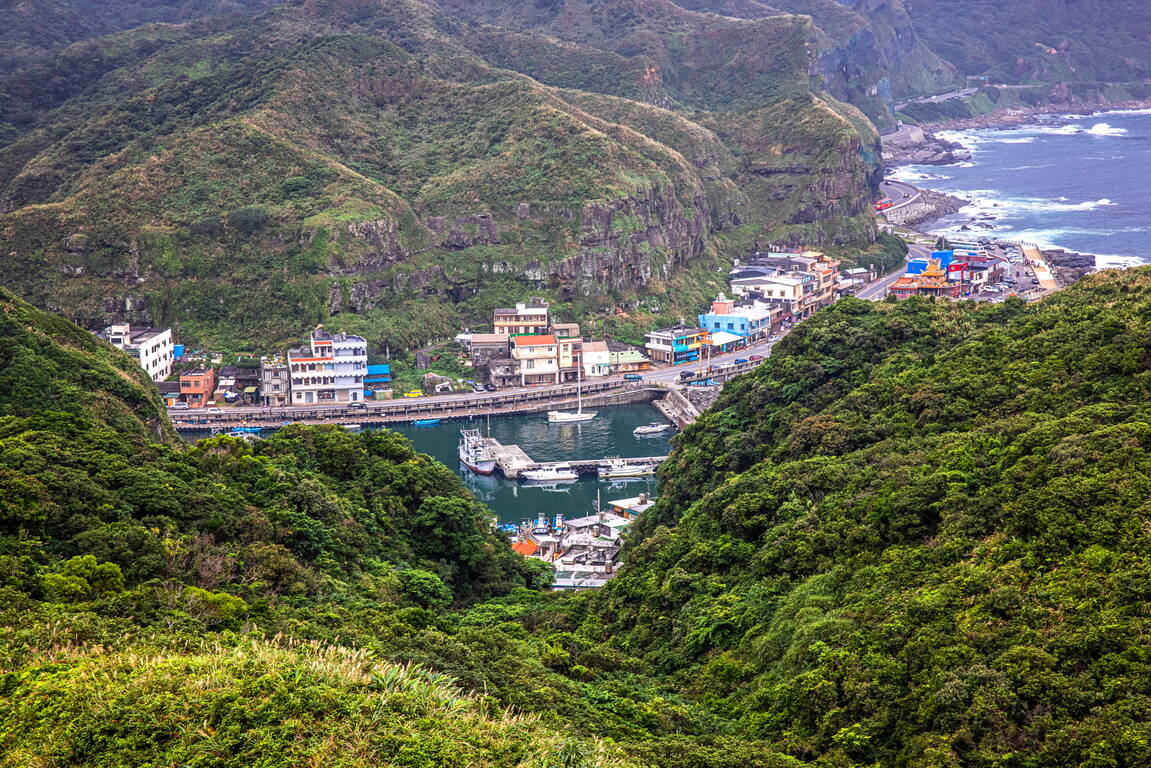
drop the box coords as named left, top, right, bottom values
left=364, top=364, right=392, bottom=396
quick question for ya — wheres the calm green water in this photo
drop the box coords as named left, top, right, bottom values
left=390, top=404, right=673, bottom=524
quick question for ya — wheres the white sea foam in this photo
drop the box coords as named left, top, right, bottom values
left=1092, top=107, right=1151, bottom=117
left=1086, top=122, right=1128, bottom=136
left=1096, top=255, right=1148, bottom=269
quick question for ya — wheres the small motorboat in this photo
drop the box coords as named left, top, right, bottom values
left=597, top=458, right=656, bottom=479
left=412, top=418, right=442, bottom=427
left=520, top=464, right=579, bottom=483
left=633, top=422, right=673, bottom=436
left=341, top=423, right=363, bottom=432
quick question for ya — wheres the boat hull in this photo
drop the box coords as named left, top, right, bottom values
left=598, top=468, right=655, bottom=479
left=460, top=457, right=498, bottom=476
left=547, top=410, right=597, bottom=423
left=521, top=466, right=579, bottom=482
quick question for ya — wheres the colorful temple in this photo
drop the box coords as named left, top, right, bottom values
left=890, top=258, right=962, bottom=299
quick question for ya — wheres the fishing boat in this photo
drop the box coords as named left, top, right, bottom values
left=412, top=418, right=441, bottom=427
left=547, top=367, right=596, bottom=423
left=341, top=423, right=363, bottom=432
left=633, top=422, right=673, bottom=436
left=520, top=464, right=579, bottom=483
left=458, top=428, right=498, bottom=476
left=597, top=458, right=656, bottom=479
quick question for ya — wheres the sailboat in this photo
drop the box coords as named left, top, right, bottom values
left=547, top=365, right=597, bottom=423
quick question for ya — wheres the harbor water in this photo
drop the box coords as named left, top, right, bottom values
left=391, top=404, right=673, bottom=524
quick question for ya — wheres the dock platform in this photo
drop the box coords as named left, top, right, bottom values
left=481, top=436, right=665, bottom=479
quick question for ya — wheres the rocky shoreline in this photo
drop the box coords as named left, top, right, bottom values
left=919, top=97, right=1151, bottom=133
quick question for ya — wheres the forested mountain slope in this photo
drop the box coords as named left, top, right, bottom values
left=0, top=0, right=276, bottom=74
left=588, top=269, right=1151, bottom=765
left=0, top=0, right=880, bottom=351
left=0, top=284, right=617, bottom=764
left=906, top=0, right=1151, bottom=85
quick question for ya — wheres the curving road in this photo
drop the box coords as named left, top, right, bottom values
left=854, top=243, right=927, bottom=301
left=881, top=179, right=921, bottom=211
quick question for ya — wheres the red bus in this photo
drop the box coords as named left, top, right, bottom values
left=875, top=198, right=895, bottom=211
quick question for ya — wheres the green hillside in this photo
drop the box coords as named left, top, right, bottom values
left=585, top=269, right=1151, bottom=764
left=10, top=255, right=1151, bottom=766
left=0, top=0, right=880, bottom=352
left=906, top=0, right=1151, bottom=85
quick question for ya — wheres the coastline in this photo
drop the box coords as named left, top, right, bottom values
left=884, top=106, right=1151, bottom=271
left=918, top=97, right=1151, bottom=133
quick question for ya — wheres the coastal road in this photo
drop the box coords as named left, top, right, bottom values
left=172, top=334, right=785, bottom=423
left=895, top=87, right=978, bottom=112
left=855, top=243, right=926, bottom=301
left=169, top=268, right=907, bottom=423
left=881, top=179, right=921, bottom=210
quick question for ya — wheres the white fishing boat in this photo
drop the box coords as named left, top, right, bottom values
left=341, top=423, right=363, bottom=432
left=633, top=422, right=673, bottom=436
left=458, top=428, right=498, bottom=475
left=597, top=458, right=656, bottom=479
left=520, top=464, right=579, bottom=482
left=547, top=367, right=597, bottom=423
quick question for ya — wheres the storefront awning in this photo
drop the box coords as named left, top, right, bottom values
left=708, top=331, right=743, bottom=346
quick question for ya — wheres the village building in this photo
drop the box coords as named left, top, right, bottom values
left=101, top=323, right=174, bottom=382
left=463, top=333, right=511, bottom=368
left=644, top=326, right=708, bottom=365
left=179, top=368, right=216, bottom=408
left=493, top=301, right=549, bottom=336
left=580, top=340, right=611, bottom=378
left=287, top=327, right=368, bottom=404
left=697, top=293, right=780, bottom=344
left=510, top=334, right=560, bottom=385
left=260, top=356, right=291, bottom=407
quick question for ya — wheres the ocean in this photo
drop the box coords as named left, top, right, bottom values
left=890, top=109, right=1151, bottom=267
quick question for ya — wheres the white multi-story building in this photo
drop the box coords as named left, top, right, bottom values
left=103, top=323, right=174, bottom=382
left=287, top=327, right=367, bottom=405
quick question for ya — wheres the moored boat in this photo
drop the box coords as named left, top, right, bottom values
left=633, top=422, right=673, bottom=436
left=458, top=428, right=498, bottom=475
left=546, top=367, right=596, bottom=423
left=413, top=418, right=441, bottom=426
left=597, top=458, right=656, bottom=479
left=520, top=464, right=579, bottom=483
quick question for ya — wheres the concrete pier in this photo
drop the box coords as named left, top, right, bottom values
left=479, top=434, right=666, bottom=479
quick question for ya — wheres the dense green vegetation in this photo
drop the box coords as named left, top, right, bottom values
left=590, top=268, right=1151, bottom=765
left=13, top=268, right=1151, bottom=765
left=906, top=0, right=1150, bottom=85
left=0, top=0, right=881, bottom=353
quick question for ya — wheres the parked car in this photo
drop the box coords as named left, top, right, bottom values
left=168, top=402, right=190, bottom=410
left=347, top=401, right=367, bottom=409
left=749, top=355, right=764, bottom=361
left=472, top=383, right=485, bottom=392
left=678, top=370, right=696, bottom=381
left=734, top=358, right=749, bottom=365
left=484, top=383, right=496, bottom=392
left=402, top=390, right=424, bottom=398
left=623, top=373, right=644, bottom=381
